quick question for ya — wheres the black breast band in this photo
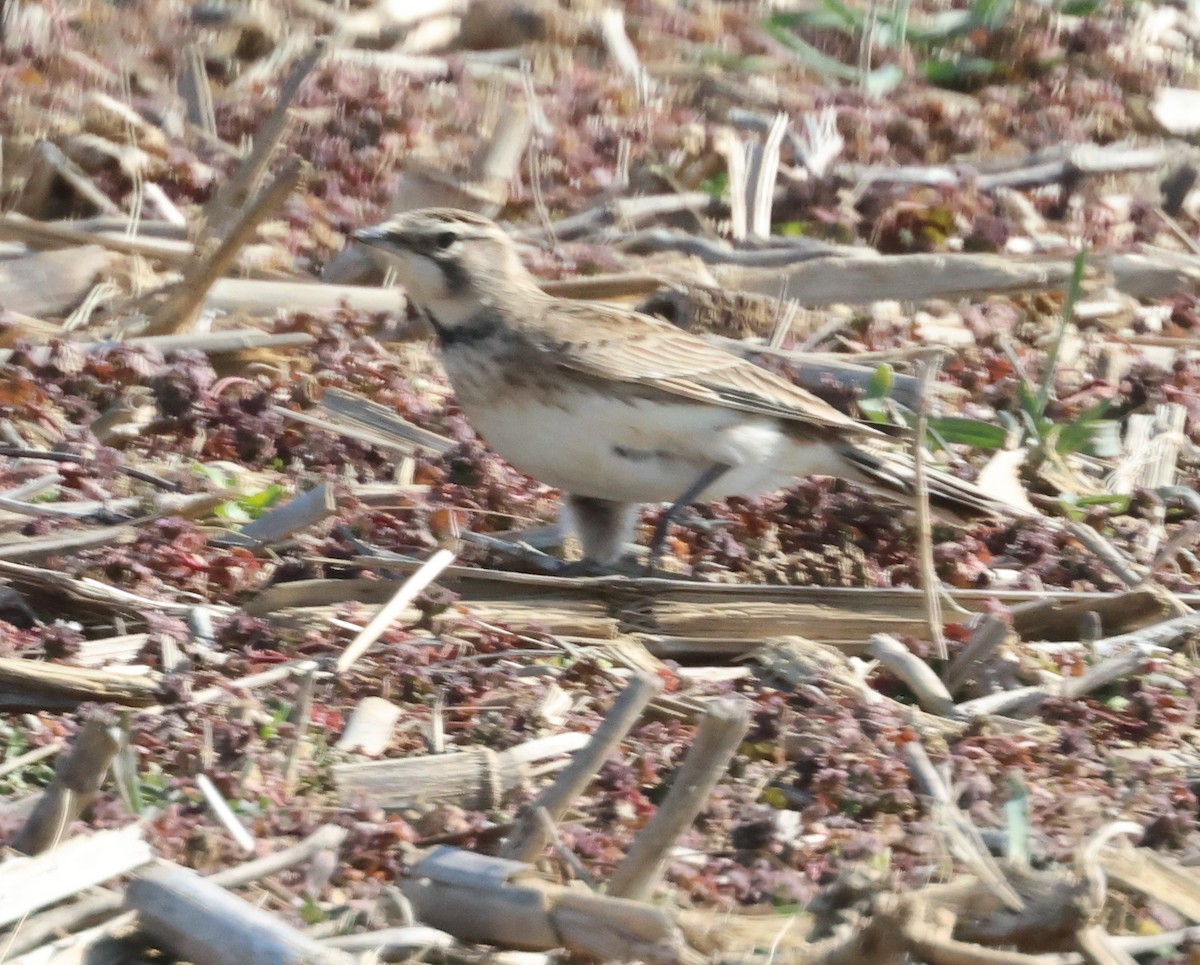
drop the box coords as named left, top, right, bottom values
left=426, top=310, right=503, bottom=347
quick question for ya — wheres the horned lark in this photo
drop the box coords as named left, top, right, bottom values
left=355, top=208, right=1030, bottom=567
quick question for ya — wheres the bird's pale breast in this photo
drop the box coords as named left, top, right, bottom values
left=440, top=342, right=845, bottom=503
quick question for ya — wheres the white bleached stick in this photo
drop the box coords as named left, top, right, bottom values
left=336, top=548, right=456, bottom=672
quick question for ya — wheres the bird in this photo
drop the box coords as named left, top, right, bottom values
left=355, top=208, right=1032, bottom=570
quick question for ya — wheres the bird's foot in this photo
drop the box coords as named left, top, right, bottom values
left=558, top=559, right=605, bottom=577
left=560, top=557, right=638, bottom=578
left=641, top=539, right=670, bottom=577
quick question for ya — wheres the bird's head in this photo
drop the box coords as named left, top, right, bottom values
left=355, top=208, right=534, bottom=327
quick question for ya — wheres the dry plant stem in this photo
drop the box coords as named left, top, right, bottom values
left=0, top=524, right=136, bottom=563
left=56, top=216, right=186, bottom=237
left=1101, top=844, right=1200, bottom=922
left=114, top=329, right=312, bottom=356
left=203, top=41, right=324, bottom=236
left=186, top=658, right=318, bottom=707
left=247, top=574, right=609, bottom=629
left=0, top=448, right=179, bottom=491
left=3, top=913, right=137, bottom=964
left=502, top=673, right=663, bottom=863
left=1111, top=926, right=1200, bottom=956
left=716, top=126, right=749, bottom=239
left=1061, top=650, right=1147, bottom=699
left=899, top=906, right=1079, bottom=965
left=0, top=492, right=227, bottom=564
left=952, top=685, right=1047, bottom=719
left=0, top=658, right=160, bottom=711
left=607, top=698, right=750, bottom=901
left=1064, top=522, right=1143, bottom=590
left=335, top=696, right=402, bottom=755
left=402, top=848, right=689, bottom=962
left=319, top=388, right=456, bottom=454
left=13, top=716, right=121, bottom=855
left=335, top=548, right=456, bottom=671
left=125, top=862, right=357, bottom=965
left=0, top=214, right=191, bottom=266
left=321, top=926, right=457, bottom=955
left=0, top=740, right=65, bottom=779
left=256, top=576, right=1200, bottom=649
left=0, top=474, right=62, bottom=502
left=914, top=863, right=1101, bottom=953
left=283, top=665, right=316, bottom=792
left=529, top=192, right=714, bottom=241
left=842, top=141, right=1171, bottom=191
left=0, top=824, right=153, bottom=931
left=0, top=889, right=124, bottom=959
left=0, top=245, right=117, bottom=319
left=206, top=277, right=405, bottom=315
left=326, top=47, right=450, bottom=79
left=598, top=8, right=648, bottom=89
left=473, top=104, right=533, bottom=186
left=335, top=732, right=590, bottom=810
left=912, top=356, right=946, bottom=658
left=181, top=43, right=217, bottom=134
left=540, top=272, right=669, bottom=300
left=277, top=406, right=433, bottom=456
left=227, top=481, right=338, bottom=550
left=616, top=228, right=846, bottom=265
left=1152, top=519, right=1200, bottom=573
left=0, top=825, right=349, bottom=959
left=537, top=806, right=598, bottom=886
left=744, top=114, right=786, bottom=238
left=0, top=312, right=60, bottom=346
left=1075, top=925, right=1138, bottom=965
left=1109, top=250, right=1200, bottom=299
left=460, top=529, right=568, bottom=574
left=143, top=156, right=306, bottom=336
left=906, top=741, right=1024, bottom=912
left=0, top=558, right=226, bottom=618
left=734, top=342, right=928, bottom=409
left=209, top=824, right=347, bottom=888
left=945, top=616, right=1009, bottom=697
left=955, top=649, right=1147, bottom=720
left=1010, top=587, right=1174, bottom=641
left=868, top=634, right=954, bottom=716
left=195, top=773, right=255, bottom=854
left=719, top=251, right=1080, bottom=306
left=1087, top=608, right=1200, bottom=657
left=30, top=141, right=122, bottom=215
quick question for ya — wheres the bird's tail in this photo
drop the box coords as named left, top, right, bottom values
left=836, top=442, right=1039, bottom=521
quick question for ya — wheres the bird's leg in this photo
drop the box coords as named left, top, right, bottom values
left=647, top=462, right=731, bottom=573
left=561, top=495, right=640, bottom=572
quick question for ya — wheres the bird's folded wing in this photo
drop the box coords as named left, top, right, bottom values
left=540, top=301, right=876, bottom=434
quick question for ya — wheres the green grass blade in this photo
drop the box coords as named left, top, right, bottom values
left=1035, top=248, right=1089, bottom=418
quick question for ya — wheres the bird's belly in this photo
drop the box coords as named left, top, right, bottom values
left=460, top=388, right=799, bottom=504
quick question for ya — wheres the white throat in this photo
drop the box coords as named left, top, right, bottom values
left=424, top=293, right=489, bottom=328
left=387, top=251, right=483, bottom=328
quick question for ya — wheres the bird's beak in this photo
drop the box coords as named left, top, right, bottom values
left=353, top=224, right=388, bottom=248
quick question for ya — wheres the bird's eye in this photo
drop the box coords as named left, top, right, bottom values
left=434, top=231, right=457, bottom=250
